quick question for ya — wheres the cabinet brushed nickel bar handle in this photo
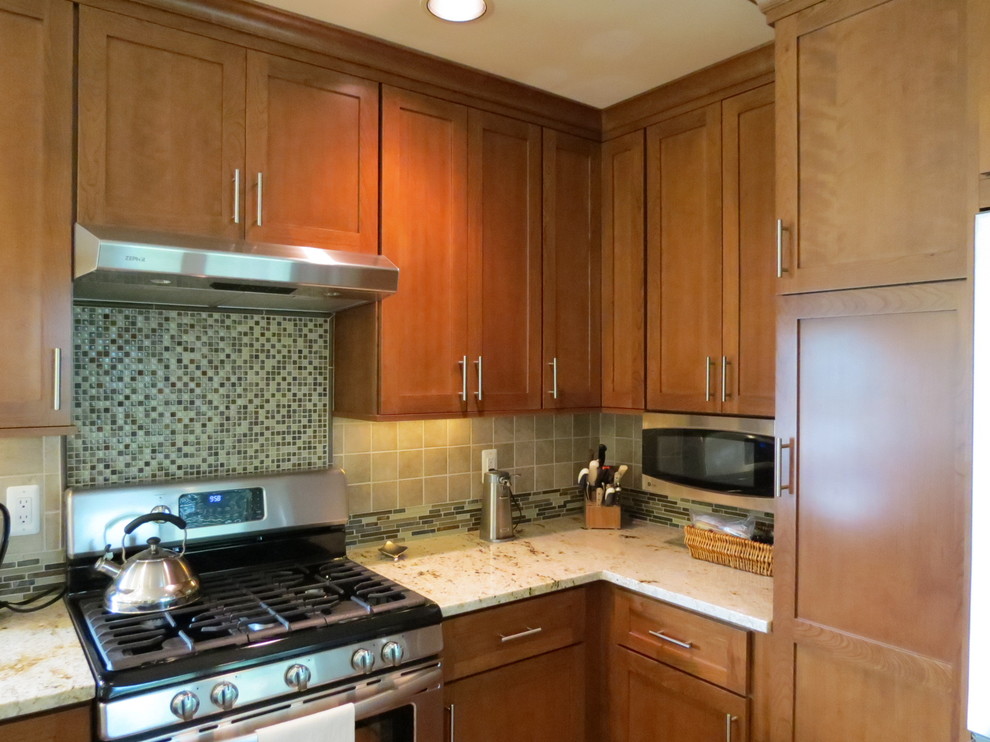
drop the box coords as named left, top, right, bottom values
left=725, top=714, right=738, bottom=742
left=776, top=219, right=790, bottom=278
left=447, top=704, right=455, bottom=742
left=648, top=629, right=693, bottom=649
left=232, top=169, right=241, bottom=224
left=774, top=438, right=794, bottom=497
left=52, top=348, right=61, bottom=411
left=458, top=356, right=468, bottom=402
left=705, top=356, right=713, bottom=402
left=721, top=355, right=729, bottom=402
left=548, top=358, right=559, bottom=400
left=499, top=626, right=542, bottom=642
left=474, top=356, right=483, bottom=401
left=256, top=172, right=264, bottom=226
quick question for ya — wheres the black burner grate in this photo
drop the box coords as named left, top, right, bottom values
left=77, top=558, right=424, bottom=671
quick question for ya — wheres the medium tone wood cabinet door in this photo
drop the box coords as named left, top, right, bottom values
left=0, top=0, right=73, bottom=431
left=645, top=104, right=722, bottom=414
left=773, top=281, right=970, bottom=741
left=543, top=129, right=601, bottom=410
left=721, top=84, right=775, bottom=418
left=0, top=704, right=92, bottom=742
left=380, top=86, right=469, bottom=415
left=610, top=645, right=748, bottom=742
left=774, top=0, right=971, bottom=293
left=444, top=644, right=586, bottom=742
left=245, top=52, right=379, bottom=252
left=601, top=131, right=646, bottom=411
left=467, top=110, right=543, bottom=412
left=77, top=7, right=245, bottom=239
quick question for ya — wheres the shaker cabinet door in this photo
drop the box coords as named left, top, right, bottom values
left=77, top=7, right=245, bottom=239
left=0, top=0, right=73, bottom=431
left=245, top=52, right=378, bottom=252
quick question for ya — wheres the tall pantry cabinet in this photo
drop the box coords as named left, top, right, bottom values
left=0, top=0, right=73, bottom=433
left=760, top=0, right=974, bottom=739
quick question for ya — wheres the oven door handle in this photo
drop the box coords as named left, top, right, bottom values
left=181, top=663, right=443, bottom=741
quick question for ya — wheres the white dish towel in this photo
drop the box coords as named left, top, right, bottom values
left=253, top=703, right=355, bottom=742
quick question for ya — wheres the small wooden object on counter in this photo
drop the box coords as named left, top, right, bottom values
left=683, top=525, right=773, bottom=576
left=585, top=501, right=621, bottom=529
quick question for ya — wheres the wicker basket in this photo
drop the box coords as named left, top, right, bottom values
left=683, top=525, right=773, bottom=577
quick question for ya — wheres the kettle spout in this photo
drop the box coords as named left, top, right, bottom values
left=93, top=545, right=121, bottom=579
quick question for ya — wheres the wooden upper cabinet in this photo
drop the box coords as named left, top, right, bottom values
left=774, top=0, right=971, bottom=293
left=974, top=0, right=990, bottom=208
left=78, top=8, right=379, bottom=250
left=601, top=131, right=646, bottom=411
left=245, top=52, right=378, bottom=252
left=379, top=86, right=469, bottom=415
left=78, top=7, right=246, bottom=239
left=543, top=130, right=602, bottom=410
left=645, top=104, right=723, bottom=414
left=774, top=281, right=969, bottom=741
left=467, top=110, right=543, bottom=413
left=0, top=0, right=73, bottom=432
left=722, top=85, right=775, bottom=417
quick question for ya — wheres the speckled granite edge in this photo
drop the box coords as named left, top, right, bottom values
left=0, top=601, right=95, bottom=721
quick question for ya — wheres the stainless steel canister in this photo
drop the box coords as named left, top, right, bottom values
left=480, top=469, right=515, bottom=542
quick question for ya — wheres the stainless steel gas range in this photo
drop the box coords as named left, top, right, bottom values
left=64, top=469, right=443, bottom=742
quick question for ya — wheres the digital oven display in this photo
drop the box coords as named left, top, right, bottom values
left=178, top=487, right=265, bottom=528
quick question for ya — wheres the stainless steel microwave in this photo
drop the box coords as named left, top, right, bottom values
left=641, top=413, right=776, bottom=512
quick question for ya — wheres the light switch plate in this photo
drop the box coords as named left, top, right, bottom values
left=481, top=449, right=497, bottom=481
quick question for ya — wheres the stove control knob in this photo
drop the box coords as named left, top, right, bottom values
left=381, top=641, right=405, bottom=667
left=210, top=681, right=239, bottom=711
left=170, top=690, right=200, bottom=721
left=351, top=648, right=376, bottom=674
left=285, top=663, right=311, bottom=692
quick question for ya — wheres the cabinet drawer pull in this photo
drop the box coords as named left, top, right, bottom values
left=474, top=356, right=483, bottom=401
left=458, top=356, right=468, bottom=402
left=447, top=703, right=455, bottom=742
left=548, top=358, right=558, bottom=400
left=721, top=355, right=729, bottom=402
left=499, top=626, right=542, bottom=643
left=648, top=630, right=693, bottom=649
left=725, top=713, right=738, bottom=742
left=776, top=218, right=789, bottom=278
left=232, top=169, right=240, bottom=225
left=704, top=356, right=713, bottom=402
left=52, top=347, right=62, bottom=411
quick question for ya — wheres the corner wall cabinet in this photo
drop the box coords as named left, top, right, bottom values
left=77, top=7, right=378, bottom=252
left=0, top=0, right=73, bottom=433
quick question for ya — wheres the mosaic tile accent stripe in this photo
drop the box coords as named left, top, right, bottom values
left=346, top=488, right=586, bottom=546
left=68, top=306, right=330, bottom=488
left=621, top=488, right=774, bottom=537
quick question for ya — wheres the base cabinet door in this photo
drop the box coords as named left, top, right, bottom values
left=610, top=646, right=748, bottom=742
left=0, top=705, right=92, bottom=742
left=444, top=644, right=586, bottom=742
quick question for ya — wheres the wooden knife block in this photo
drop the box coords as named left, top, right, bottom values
left=585, top=502, right=621, bottom=529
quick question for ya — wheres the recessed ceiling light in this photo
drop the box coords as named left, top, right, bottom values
left=424, top=0, right=488, bottom=23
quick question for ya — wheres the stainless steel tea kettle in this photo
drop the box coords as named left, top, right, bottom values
left=94, top=512, right=200, bottom=614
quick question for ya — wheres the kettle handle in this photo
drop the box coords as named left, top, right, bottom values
left=124, top=512, right=187, bottom=535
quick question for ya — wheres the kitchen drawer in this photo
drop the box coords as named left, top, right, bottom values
left=611, top=588, right=748, bottom=694
left=442, top=587, right=586, bottom=682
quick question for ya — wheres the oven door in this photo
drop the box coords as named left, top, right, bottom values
left=171, top=662, right=442, bottom=742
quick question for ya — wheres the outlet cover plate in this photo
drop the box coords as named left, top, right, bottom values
left=6, top=484, right=41, bottom=536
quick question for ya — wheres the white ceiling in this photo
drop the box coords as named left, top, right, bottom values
left=255, top=0, right=773, bottom=109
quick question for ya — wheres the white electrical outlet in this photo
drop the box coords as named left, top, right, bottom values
left=481, top=449, right=498, bottom=481
left=6, top=484, right=41, bottom=536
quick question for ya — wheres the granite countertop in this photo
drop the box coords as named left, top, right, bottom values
left=0, top=600, right=94, bottom=722
left=350, top=515, right=773, bottom=632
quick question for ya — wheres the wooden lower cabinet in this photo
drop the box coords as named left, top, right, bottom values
left=610, top=645, right=748, bottom=742
left=0, top=704, right=92, bottom=742
left=444, top=644, right=586, bottom=742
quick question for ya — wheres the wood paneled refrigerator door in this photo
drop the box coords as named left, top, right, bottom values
left=774, top=0, right=971, bottom=293
left=645, top=104, right=722, bottom=413
left=245, top=53, right=378, bottom=252
left=467, top=110, right=542, bottom=412
left=601, top=131, right=645, bottom=411
left=77, top=7, right=245, bottom=238
left=543, top=130, right=601, bottom=410
left=380, top=87, right=469, bottom=415
left=773, top=282, right=970, bottom=741
left=0, top=0, right=73, bottom=431
left=721, top=85, right=775, bottom=417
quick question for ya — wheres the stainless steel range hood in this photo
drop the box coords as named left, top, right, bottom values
left=73, top=224, right=398, bottom=313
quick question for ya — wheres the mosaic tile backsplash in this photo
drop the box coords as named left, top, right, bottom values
left=67, top=306, right=330, bottom=488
